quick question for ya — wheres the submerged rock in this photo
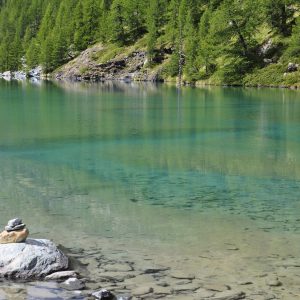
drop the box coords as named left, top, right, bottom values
left=60, top=277, right=85, bottom=290
left=92, top=289, right=116, bottom=300
left=0, top=239, right=68, bottom=279
left=45, top=270, right=78, bottom=281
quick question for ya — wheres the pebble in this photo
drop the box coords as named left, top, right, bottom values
left=266, top=277, right=282, bottom=287
left=92, top=289, right=116, bottom=299
left=171, top=282, right=201, bottom=293
left=152, top=285, right=172, bottom=296
left=104, top=263, right=133, bottom=272
left=142, top=266, right=169, bottom=274
left=131, top=286, right=154, bottom=296
left=212, top=290, right=246, bottom=300
left=60, top=278, right=85, bottom=291
left=195, top=288, right=216, bottom=298
left=169, top=271, right=195, bottom=280
left=237, top=280, right=253, bottom=285
left=99, top=272, right=136, bottom=282
left=204, top=283, right=229, bottom=292
left=45, top=270, right=78, bottom=281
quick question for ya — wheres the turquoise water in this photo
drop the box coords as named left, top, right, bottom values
left=0, top=80, right=300, bottom=245
left=1, top=80, right=300, bottom=299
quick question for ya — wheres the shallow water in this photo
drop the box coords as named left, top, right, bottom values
left=0, top=80, right=300, bottom=299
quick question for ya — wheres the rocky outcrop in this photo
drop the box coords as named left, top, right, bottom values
left=27, top=66, right=43, bottom=78
left=0, top=239, right=68, bottom=279
left=54, top=44, right=165, bottom=82
left=0, top=66, right=43, bottom=81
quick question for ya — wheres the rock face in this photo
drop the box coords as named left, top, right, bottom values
left=54, top=43, right=165, bottom=82
left=0, top=239, right=68, bottom=279
left=28, top=66, right=42, bottom=78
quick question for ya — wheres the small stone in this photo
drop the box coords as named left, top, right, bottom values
left=60, top=277, right=85, bottom=291
left=169, top=271, right=195, bottom=280
left=92, top=289, right=116, bottom=300
left=143, top=266, right=169, bottom=274
left=204, top=283, right=228, bottom=292
left=195, top=288, right=216, bottom=298
left=104, top=264, right=133, bottom=272
left=7, top=218, right=23, bottom=228
left=5, top=218, right=26, bottom=232
left=266, top=277, right=282, bottom=287
left=152, top=285, right=172, bottom=296
left=0, top=228, right=29, bottom=244
left=99, top=271, right=136, bottom=282
left=226, top=247, right=239, bottom=251
left=5, top=223, right=26, bottom=232
left=237, top=280, right=253, bottom=285
left=45, top=270, right=78, bottom=281
left=132, top=286, right=154, bottom=296
left=172, top=282, right=201, bottom=293
left=116, top=296, right=132, bottom=300
left=212, top=290, right=246, bottom=300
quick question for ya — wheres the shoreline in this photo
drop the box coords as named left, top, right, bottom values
left=1, top=73, right=300, bottom=91
left=1, top=219, right=300, bottom=299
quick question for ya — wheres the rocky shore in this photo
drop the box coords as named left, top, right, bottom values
left=54, top=44, right=164, bottom=83
left=1, top=218, right=298, bottom=299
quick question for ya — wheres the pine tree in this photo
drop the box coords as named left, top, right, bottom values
left=264, top=0, right=294, bottom=36
left=109, top=0, right=126, bottom=45
left=123, top=0, right=146, bottom=43
left=98, top=0, right=113, bottom=42
left=146, top=0, right=162, bottom=64
left=288, top=16, right=300, bottom=56
left=82, top=0, right=101, bottom=45
left=74, top=1, right=86, bottom=51
left=197, top=8, right=217, bottom=76
left=183, top=10, right=198, bottom=81
left=26, top=38, right=39, bottom=68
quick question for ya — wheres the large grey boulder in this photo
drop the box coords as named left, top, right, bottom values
left=0, top=239, right=68, bottom=279
left=28, top=66, right=42, bottom=78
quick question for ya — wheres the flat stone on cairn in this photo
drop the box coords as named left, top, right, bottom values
left=0, top=218, right=29, bottom=244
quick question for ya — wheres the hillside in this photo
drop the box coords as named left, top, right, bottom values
left=0, top=0, right=300, bottom=87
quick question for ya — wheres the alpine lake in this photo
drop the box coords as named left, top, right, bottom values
left=0, top=79, right=300, bottom=299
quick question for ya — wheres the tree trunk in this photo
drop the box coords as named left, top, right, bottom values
left=231, top=19, right=248, bottom=57
left=178, top=21, right=183, bottom=87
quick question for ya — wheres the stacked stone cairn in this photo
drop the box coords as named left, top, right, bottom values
left=0, top=218, right=29, bottom=244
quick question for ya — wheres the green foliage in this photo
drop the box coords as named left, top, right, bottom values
left=287, top=17, right=300, bottom=57
left=0, top=0, right=299, bottom=86
left=146, top=0, right=165, bottom=64
left=264, top=0, right=294, bottom=36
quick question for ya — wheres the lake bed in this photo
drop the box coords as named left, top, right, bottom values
left=0, top=80, right=299, bottom=299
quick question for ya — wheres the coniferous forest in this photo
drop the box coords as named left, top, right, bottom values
left=0, top=0, right=299, bottom=85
